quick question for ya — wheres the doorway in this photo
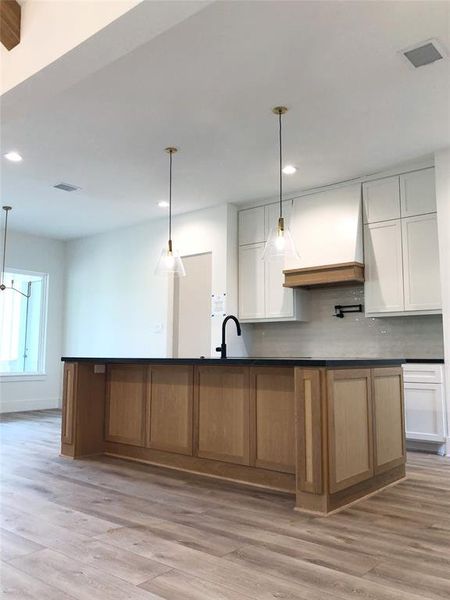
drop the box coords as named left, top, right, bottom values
left=173, top=252, right=212, bottom=358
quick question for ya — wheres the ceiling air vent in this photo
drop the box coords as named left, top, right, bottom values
left=53, top=182, right=80, bottom=192
left=402, top=40, right=444, bottom=68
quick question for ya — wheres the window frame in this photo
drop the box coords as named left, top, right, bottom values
left=0, top=268, right=49, bottom=380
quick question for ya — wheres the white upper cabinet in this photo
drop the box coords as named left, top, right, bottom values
left=363, top=176, right=400, bottom=223
left=264, top=256, right=294, bottom=319
left=402, top=214, right=441, bottom=311
left=238, top=243, right=265, bottom=320
left=238, top=200, right=308, bottom=323
left=239, top=206, right=265, bottom=245
left=364, top=220, right=404, bottom=314
left=400, top=168, right=436, bottom=217
left=364, top=167, right=441, bottom=316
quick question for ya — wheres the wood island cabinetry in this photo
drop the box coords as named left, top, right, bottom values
left=61, top=357, right=405, bottom=515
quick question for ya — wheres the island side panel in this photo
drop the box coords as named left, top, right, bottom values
left=61, top=362, right=106, bottom=458
left=327, top=368, right=374, bottom=493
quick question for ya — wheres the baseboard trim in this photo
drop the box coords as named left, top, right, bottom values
left=0, top=397, right=61, bottom=414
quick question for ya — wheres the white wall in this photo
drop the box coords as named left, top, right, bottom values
left=435, top=148, right=450, bottom=454
left=0, top=230, right=65, bottom=413
left=64, top=203, right=246, bottom=359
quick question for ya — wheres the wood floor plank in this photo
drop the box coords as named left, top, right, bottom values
left=8, top=548, right=164, bottom=600
left=1, top=409, right=449, bottom=600
left=0, top=561, right=76, bottom=600
left=139, top=569, right=255, bottom=600
left=0, top=529, right=43, bottom=562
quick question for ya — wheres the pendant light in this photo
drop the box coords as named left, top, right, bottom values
left=1, top=206, right=31, bottom=298
left=155, top=147, right=186, bottom=277
left=263, top=106, right=299, bottom=261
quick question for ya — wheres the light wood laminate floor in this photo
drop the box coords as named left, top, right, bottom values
left=1, top=410, right=449, bottom=600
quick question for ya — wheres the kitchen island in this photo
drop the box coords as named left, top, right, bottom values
left=60, top=357, right=406, bottom=514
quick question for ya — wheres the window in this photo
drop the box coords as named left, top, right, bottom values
left=0, top=270, right=48, bottom=375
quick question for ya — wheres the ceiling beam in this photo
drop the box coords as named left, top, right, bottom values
left=0, top=0, right=21, bottom=51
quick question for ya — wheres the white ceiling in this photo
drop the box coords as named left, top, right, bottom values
left=1, top=0, right=449, bottom=240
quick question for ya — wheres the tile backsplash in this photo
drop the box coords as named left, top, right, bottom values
left=243, top=285, right=444, bottom=359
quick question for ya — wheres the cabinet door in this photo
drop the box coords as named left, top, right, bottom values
left=372, top=368, right=405, bottom=474
left=404, top=383, right=446, bottom=442
left=61, top=362, right=77, bottom=446
left=238, top=243, right=265, bottom=320
left=363, top=176, right=400, bottom=223
left=400, top=168, right=436, bottom=217
left=105, top=365, right=146, bottom=446
left=239, top=206, right=265, bottom=245
left=402, top=214, right=441, bottom=311
left=364, top=220, right=404, bottom=314
left=327, top=369, right=374, bottom=493
left=264, top=200, right=292, bottom=240
left=147, top=365, right=193, bottom=455
left=251, top=368, right=295, bottom=473
left=195, top=366, right=250, bottom=465
left=264, top=257, right=294, bottom=319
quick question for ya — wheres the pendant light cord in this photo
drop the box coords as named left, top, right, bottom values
left=1, top=208, right=9, bottom=288
left=278, top=110, right=283, bottom=219
left=168, top=150, right=172, bottom=244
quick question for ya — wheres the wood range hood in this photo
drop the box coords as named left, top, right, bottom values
left=283, top=261, right=364, bottom=289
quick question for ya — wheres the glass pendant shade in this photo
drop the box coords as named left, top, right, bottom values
left=263, top=217, right=299, bottom=261
left=155, top=243, right=186, bottom=277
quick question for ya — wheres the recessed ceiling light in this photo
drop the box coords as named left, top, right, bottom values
left=158, top=201, right=169, bottom=208
left=282, top=165, right=297, bottom=175
left=4, top=151, right=22, bottom=162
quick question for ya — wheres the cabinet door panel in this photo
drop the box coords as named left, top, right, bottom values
left=327, top=369, right=373, bottom=492
left=405, top=383, right=446, bottom=442
left=364, top=220, right=404, bottom=313
left=196, top=366, right=250, bottom=465
left=251, top=368, right=295, bottom=473
left=106, top=365, right=146, bottom=446
left=363, top=176, right=400, bottom=223
left=147, top=365, right=193, bottom=455
left=239, top=243, right=265, bottom=320
left=239, top=206, right=265, bottom=245
left=372, top=368, right=405, bottom=474
left=402, top=214, right=441, bottom=311
left=400, top=168, right=436, bottom=217
left=265, top=256, right=294, bottom=319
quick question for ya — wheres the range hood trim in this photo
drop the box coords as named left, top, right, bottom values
left=283, top=261, right=364, bottom=289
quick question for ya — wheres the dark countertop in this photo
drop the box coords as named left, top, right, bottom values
left=403, top=358, right=444, bottom=364
left=59, top=356, right=434, bottom=368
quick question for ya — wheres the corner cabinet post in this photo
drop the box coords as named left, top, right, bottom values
left=61, top=362, right=78, bottom=456
left=294, top=368, right=329, bottom=513
left=61, top=361, right=106, bottom=458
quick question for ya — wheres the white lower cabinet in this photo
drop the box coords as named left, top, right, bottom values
left=403, top=364, right=446, bottom=443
